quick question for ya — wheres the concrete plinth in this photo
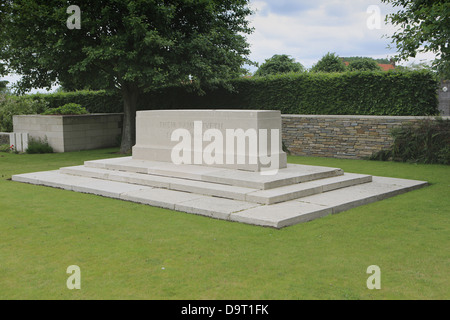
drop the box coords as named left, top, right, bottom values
left=132, top=110, right=287, bottom=172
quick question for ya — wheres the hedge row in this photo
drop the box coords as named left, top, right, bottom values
left=30, top=90, right=123, bottom=114
left=29, top=70, right=440, bottom=116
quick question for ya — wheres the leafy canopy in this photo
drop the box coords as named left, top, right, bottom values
left=347, top=58, right=382, bottom=72
left=311, top=52, right=347, bottom=73
left=0, top=0, right=255, bottom=152
left=254, top=54, right=304, bottom=77
left=382, top=0, right=450, bottom=78
left=0, top=0, right=254, bottom=93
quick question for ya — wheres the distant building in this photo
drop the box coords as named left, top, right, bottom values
left=343, top=61, right=395, bottom=71
left=377, top=63, right=395, bottom=71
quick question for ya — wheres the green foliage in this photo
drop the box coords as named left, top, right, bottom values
left=0, top=0, right=254, bottom=152
left=370, top=118, right=450, bottom=164
left=342, top=57, right=391, bottom=64
left=0, top=80, right=9, bottom=93
left=255, top=55, right=304, bottom=77
left=436, top=61, right=450, bottom=80
left=0, top=144, right=12, bottom=153
left=18, top=70, right=439, bottom=117
left=0, top=1, right=254, bottom=93
left=347, top=58, right=382, bottom=71
left=0, top=94, right=49, bottom=132
left=30, top=90, right=123, bottom=114
left=382, top=0, right=450, bottom=75
left=140, top=70, right=438, bottom=116
left=26, top=137, right=53, bottom=154
left=311, top=52, right=347, bottom=73
left=41, top=103, right=88, bottom=115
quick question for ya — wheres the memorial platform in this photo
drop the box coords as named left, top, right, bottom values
left=11, top=110, right=428, bottom=228
left=12, top=156, right=427, bottom=228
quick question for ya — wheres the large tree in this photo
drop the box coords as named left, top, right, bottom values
left=382, top=0, right=450, bottom=77
left=0, top=0, right=254, bottom=152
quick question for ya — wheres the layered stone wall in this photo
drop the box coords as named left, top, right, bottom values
left=282, top=115, right=449, bottom=159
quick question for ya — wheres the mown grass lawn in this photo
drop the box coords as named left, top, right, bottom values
left=0, top=148, right=449, bottom=300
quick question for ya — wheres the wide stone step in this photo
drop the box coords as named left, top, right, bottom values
left=11, top=170, right=427, bottom=229
left=59, top=165, right=371, bottom=204
left=60, top=165, right=258, bottom=201
left=231, top=176, right=428, bottom=228
left=245, top=173, right=372, bottom=204
left=83, top=157, right=344, bottom=190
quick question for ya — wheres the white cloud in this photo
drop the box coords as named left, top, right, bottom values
left=245, top=0, right=423, bottom=71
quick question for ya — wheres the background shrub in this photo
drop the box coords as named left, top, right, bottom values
left=310, top=52, right=347, bottom=73
left=0, top=144, right=11, bottom=152
left=347, top=58, right=382, bottom=71
left=42, top=103, right=88, bottom=115
left=30, top=90, right=122, bottom=113
left=0, top=94, right=49, bottom=132
left=26, top=137, right=53, bottom=154
left=370, top=118, right=450, bottom=164
left=254, top=54, right=305, bottom=77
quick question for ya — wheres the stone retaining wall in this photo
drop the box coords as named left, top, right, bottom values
left=282, top=115, right=449, bottom=159
left=13, top=113, right=123, bottom=152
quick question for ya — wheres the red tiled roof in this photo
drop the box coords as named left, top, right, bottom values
left=343, top=61, right=395, bottom=71
left=378, top=64, right=395, bottom=71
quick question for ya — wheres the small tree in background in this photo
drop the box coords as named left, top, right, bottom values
left=347, top=58, right=382, bottom=72
left=311, top=52, right=347, bottom=73
left=254, top=54, right=304, bottom=77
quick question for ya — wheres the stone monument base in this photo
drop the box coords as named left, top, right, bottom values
left=132, top=110, right=287, bottom=172
left=12, top=156, right=427, bottom=228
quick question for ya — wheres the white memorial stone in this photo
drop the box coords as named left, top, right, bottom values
left=132, top=110, right=287, bottom=172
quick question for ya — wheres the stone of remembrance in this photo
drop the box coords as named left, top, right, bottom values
left=12, top=110, right=427, bottom=228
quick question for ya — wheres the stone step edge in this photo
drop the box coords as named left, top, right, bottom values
left=231, top=177, right=428, bottom=228
left=60, top=165, right=371, bottom=205
left=83, top=157, right=344, bottom=190
left=11, top=171, right=427, bottom=229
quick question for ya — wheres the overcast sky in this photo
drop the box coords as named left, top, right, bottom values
left=246, top=0, right=436, bottom=71
left=2, top=0, right=437, bottom=93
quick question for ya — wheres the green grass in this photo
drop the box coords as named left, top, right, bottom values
left=0, top=149, right=449, bottom=299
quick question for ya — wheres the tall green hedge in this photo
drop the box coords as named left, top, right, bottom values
left=30, top=90, right=123, bottom=114
left=27, top=70, right=439, bottom=116
left=141, top=70, right=439, bottom=115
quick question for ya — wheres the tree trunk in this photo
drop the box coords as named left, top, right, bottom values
left=120, top=82, right=139, bottom=153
